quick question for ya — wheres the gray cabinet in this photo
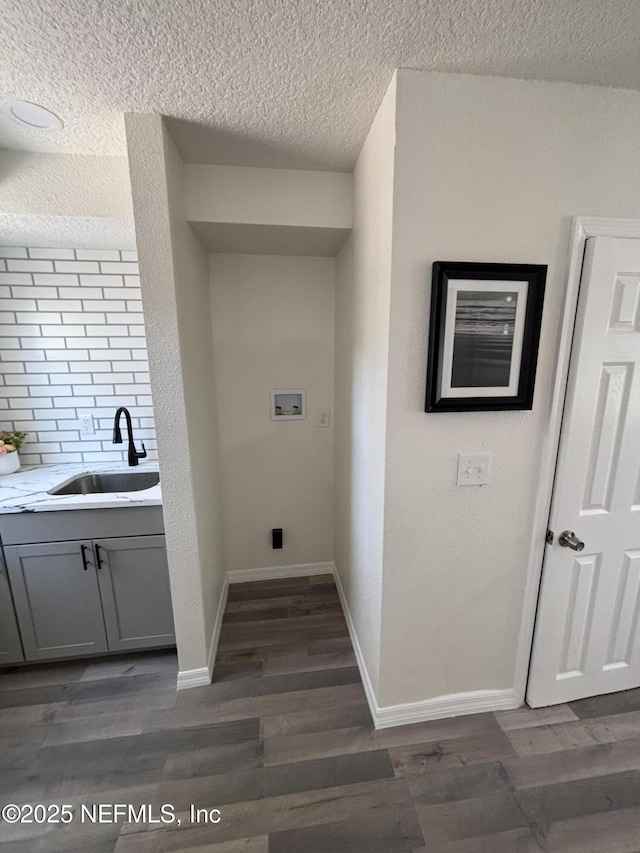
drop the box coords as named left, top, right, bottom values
left=5, top=540, right=108, bottom=661
left=95, top=536, right=175, bottom=651
left=5, top=533, right=175, bottom=662
left=0, top=550, right=24, bottom=664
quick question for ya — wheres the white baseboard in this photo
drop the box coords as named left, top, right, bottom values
left=227, top=561, right=334, bottom=584
left=374, top=688, right=519, bottom=729
left=332, top=565, right=380, bottom=726
left=208, top=575, right=229, bottom=679
left=333, top=565, right=519, bottom=728
left=177, top=576, right=229, bottom=691
left=179, top=561, right=521, bottom=724
left=176, top=667, right=211, bottom=690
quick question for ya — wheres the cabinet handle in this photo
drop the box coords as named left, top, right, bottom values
left=94, top=543, right=105, bottom=570
left=80, top=544, right=90, bottom=571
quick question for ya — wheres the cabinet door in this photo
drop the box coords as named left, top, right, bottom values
left=94, top=536, right=175, bottom=651
left=5, top=541, right=108, bottom=661
left=0, top=550, right=24, bottom=664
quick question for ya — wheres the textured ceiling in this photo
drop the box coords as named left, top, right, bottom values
left=1, top=0, right=640, bottom=171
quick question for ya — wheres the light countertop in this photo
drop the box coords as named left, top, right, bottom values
left=0, top=461, right=162, bottom=514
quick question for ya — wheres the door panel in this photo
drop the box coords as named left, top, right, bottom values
left=0, top=550, right=24, bottom=664
left=528, top=236, right=640, bottom=706
left=95, top=535, right=175, bottom=651
left=5, top=541, right=108, bottom=661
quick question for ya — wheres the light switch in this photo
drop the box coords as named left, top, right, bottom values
left=457, top=453, right=491, bottom=486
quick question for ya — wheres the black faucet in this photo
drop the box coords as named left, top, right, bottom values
left=112, top=407, right=147, bottom=467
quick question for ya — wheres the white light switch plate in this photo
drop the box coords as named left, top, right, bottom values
left=457, top=453, right=491, bottom=486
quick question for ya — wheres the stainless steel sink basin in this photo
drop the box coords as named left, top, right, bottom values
left=47, top=471, right=160, bottom=496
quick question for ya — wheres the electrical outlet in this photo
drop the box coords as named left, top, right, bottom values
left=79, top=413, right=95, bottom=436
left=318, top=408, right=331, bottom=428
left=457, top=453, right=491, bottom=486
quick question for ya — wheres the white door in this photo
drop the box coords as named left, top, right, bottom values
left=528, top=236, right=640, bottom=707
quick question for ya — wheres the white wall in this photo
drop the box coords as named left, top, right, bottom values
left=125, top=114, right=225, bottom=679
left=378, top=71, right=640, bottom=707
left=334, top=75, right=397, bottom=697
left=0, top=245, right=156, bottom=465
left=210, top=254, right=334, bottom=572
left=186, top=165, right=352, bottom=229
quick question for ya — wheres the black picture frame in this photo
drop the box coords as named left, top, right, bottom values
left=425, top=261, right=546, bottom=412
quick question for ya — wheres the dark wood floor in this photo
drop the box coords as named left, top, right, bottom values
left=3, top=574, right=640, bottom=851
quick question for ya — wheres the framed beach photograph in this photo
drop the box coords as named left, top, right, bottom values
left=425, top=262, right=546, bottom=412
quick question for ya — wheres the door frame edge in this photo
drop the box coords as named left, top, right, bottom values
left=513, top=216, right=640, bottom=707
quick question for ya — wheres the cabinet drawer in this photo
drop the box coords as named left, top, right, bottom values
left=0, top=506, right=165, bottom=545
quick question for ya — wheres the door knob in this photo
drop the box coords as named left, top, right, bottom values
left=558, top=530, right=585, bottom=551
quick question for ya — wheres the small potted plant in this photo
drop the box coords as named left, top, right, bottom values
left=0, top=431, right=27, bottom=475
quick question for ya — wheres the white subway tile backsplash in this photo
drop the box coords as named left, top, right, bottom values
left=12, top=286, right=58, bottom=299
left=28, top=442, right=61, bottom=453
left=53, top=373, right=89, bottom=384
left=117, top=383, right=151, bottom=396
left=0, top=246, right=155, bottom=465
left=112, top=337, right=146, bottom=348
left=0, top=299, right=37, bottom=310
left=60, top=286, right=102, bottom=299
left=0, top=387, right=29, bottom=398
left=16, top=312, right=62, bottom=324
left=6, top=260, right=53, bottom=272
left=43, top=325, right=87, bottom=337
left=0, top=247, right=28, bottom=259
left=86, top=325, right=128, bottom=337
left=22, top=338, right=66, bottom=349
left=54, top=260, right=100, bottom=274
left=27, top=362, right=69, bottom=373
left=62, top=312, right=104, bottom=324
left=54, top=410, right=80, bottom=420
left=74, top=384, right=113, bottom=396
left=75, top=249, right=120, bottom=261
left=32, top=385, right=69, bottom=396
left=100, top=262, right=138, bottom=275
left=80, top=275, right=124, bottom=288
left=55, top=395, right=94, bottom=408
left=2, top=351, right=45, bottom=361
left=45, top=350, right=86, bottom=361
left=0, top=324, right=40, bottom=336
left=67, top=337, right=107, bottom=348
left=0, top=274, right=32, bottom=285
left=5, top=375, right=49, bottom=386
left=33, top=274, right=79, bottom=286
left=38, top=300, right=82, bottom=312
left=89, top=301, right=125, bottom=312
left=97, top=395, right=136, bottom=407
left=40, top=452, right=83, bottom=463
left=83, top=451, right=123, bottom=462
left=28, top=248, right=75, bottom=260
left=120, top=251, right=138, bottom=262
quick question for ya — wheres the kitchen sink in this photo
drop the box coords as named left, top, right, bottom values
left=47, top=471, right=160, bottom=496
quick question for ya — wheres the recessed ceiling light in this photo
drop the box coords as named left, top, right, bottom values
left=1, top=100, right=63, bottom=131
